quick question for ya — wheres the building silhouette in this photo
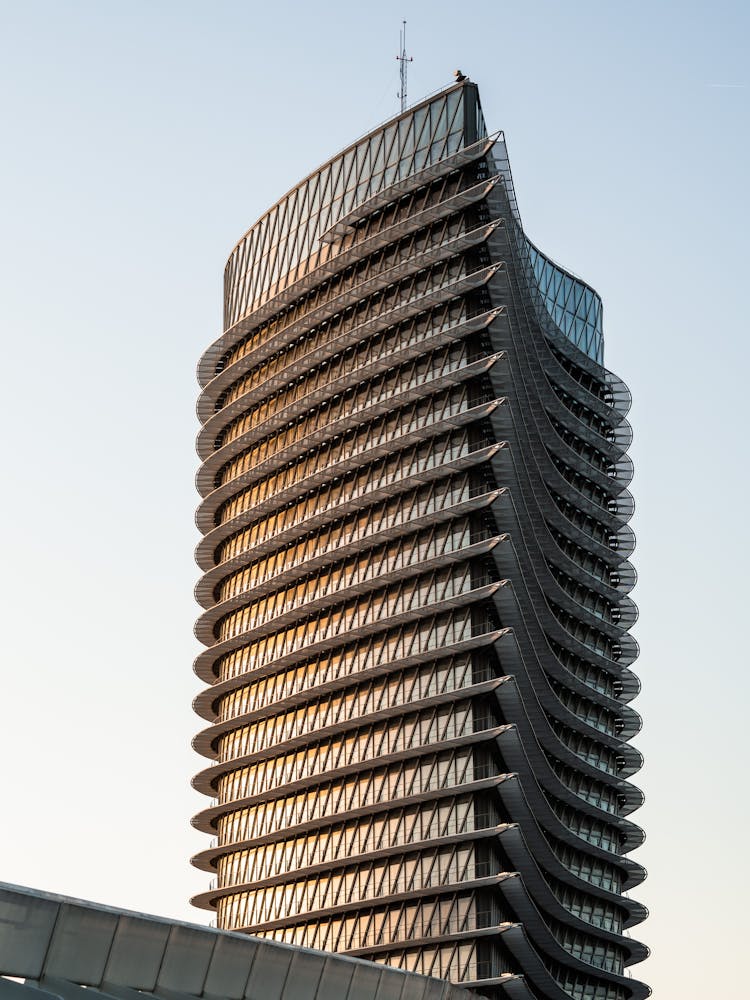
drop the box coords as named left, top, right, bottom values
left=191, top=80, right=648, bottom=1000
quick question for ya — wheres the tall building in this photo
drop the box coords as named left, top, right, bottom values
left=191, top=80, right=648, bottom=1000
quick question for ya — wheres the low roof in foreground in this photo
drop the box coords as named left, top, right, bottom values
left=0, top=882, right=480, bottom=1000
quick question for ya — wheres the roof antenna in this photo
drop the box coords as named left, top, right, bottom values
left=396, top=20, right=413, bottom=113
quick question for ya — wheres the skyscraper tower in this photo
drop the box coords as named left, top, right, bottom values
left=191, top=81, right=648, bottom=1000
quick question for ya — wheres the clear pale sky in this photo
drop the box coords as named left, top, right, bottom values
left=0, top=2, right=747, bottom=997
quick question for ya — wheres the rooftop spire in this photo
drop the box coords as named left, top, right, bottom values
left=396, top=20, right=413, bottom=113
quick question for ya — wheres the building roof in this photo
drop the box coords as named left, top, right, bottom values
left=0, top=883, right=480, bottom=1000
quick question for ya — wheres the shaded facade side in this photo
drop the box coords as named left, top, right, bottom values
left=192, top=82, right=648, bottom=1000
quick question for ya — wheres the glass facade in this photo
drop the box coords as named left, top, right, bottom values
left=516, top=234, right=603, bottom=363
left=221, top=87, right=487, bottom=334
left=192, top=82, right=648, bottom=1000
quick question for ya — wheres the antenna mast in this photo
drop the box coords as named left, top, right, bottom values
left=396, top=20, right=413, bottom=113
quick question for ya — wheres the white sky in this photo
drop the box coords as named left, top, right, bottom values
left=0, top=2, right=747, bottom=998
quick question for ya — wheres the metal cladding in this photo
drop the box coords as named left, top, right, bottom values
left=0, top=882, right=478, bottom=1000
left=192, top=82, right=648, bottom=1000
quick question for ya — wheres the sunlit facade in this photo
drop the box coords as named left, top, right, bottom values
left=191, top=81, right=649, bottom=1000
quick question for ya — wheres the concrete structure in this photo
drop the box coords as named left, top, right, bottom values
left=192, top=80, right=648, bottom=1000
left=0, top=883, right=476, bottom=1000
